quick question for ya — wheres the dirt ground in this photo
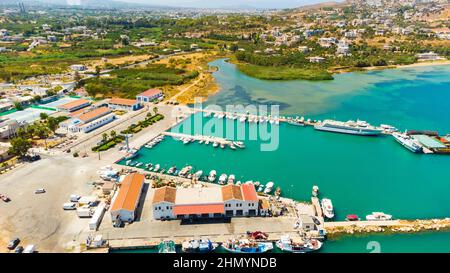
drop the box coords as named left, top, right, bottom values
left=86, top=54, right=154, bottom=70
left=154, top=51, right=222, bottom=104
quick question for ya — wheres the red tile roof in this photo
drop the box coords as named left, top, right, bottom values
left=138, top=89, right=162, bottom=97
left=221, top=184, right=243, bottom=201
left=108, top=98, right=138, bottom=106
left=58, top=99, right=90, bottom=110
left=77, top=106, right=111, bottom=122
left=153, top=186, right=177, bottom=204
left=173, top=204, right=224, bottom=215
left=111, top=173, right=145, bottom=212
left=241, top=184, right=258, bottom=202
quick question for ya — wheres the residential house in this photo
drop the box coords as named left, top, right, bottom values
left=107, top=98, right=141, bottom=111
left=136, top=89, right=163, bottom=103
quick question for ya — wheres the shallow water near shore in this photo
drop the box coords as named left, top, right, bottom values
left=118, top=60, right=450, bottom=253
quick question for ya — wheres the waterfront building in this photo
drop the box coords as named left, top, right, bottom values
left=415, top=52, right=442, bottom=61
left=107, top=98, right=141, bottom=111
left=110, top=173, right=145, bottom=225
left=57, top=98, right=91, bottom=113
left=308, top=56, right=326, bottom=63
left=152, top=184, right=259, bottom=220
left=0, top=118, right=20, bottom=139
left=298, top=214, right=317, bottom=231
left=61, top=106, right=115, bottom=133
left=136, top=89, right=164, bottom=103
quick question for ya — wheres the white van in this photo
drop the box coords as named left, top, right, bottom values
left=63, top=203, right=76, bottom=210
left=70, top=194, right=81, bottom=202
left=23, top=245, right=36, bottom=253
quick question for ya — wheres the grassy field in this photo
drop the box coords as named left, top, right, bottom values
left=237, top=63, right=334, bottom=81
left=83, top=64, right=199, bottom=99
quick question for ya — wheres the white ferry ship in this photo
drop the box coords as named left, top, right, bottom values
left=392, top=132, right=423, bottom=153
left=314, top=119, right=383, bottom=136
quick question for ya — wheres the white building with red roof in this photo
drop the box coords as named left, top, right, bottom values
left=136, top=89, right=163, bottom=103
left=152, top=184, right=259, bottom=220
left=61, top=106, right=115, bottom=133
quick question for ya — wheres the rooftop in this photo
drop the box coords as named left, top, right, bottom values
left=221, top=184, right=243, bottom=201
left=58, top=98, right=90, bottom=110
left=241, top=184, right=258, bottom=202
left=138, top=88, right=162, bottom=97
left=152, top=186, right=177, bottom=204
left=175, top=187, right=223, bottom=205
left=413, top=134, right=447, bottom=149
left=108, top=98, right=138, bottom=106
left=77, top=106, right=111, bottom=123
left=111, top=173, right=145, bottom=212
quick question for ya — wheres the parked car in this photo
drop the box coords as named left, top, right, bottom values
left=15, top=246, right=24, bottom=253
left=23, top=245, right=36, bottom=253
left=7, top=238, right=20, bottom=250
left=70, top=194, right=81, bottom=202
left=0, top=194, right=11, bottom=202
left=34, top=188, right=46, bottom=194
left=63, top=203, right=77, bottom=210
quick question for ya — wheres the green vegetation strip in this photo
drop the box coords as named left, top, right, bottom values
left=31, top=105, right=57, bottom=111
left=237, top=64, right=333, bottom=81
left=120, top=114, right=165, bottom=135
left=92, top=136, right=126, bottom=152
left=83, top=65, right=199, bottom=99
left=0, top=108, right=18, bottom=116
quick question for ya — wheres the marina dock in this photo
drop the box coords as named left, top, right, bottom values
left=311, top=197, right=323, bottom=218
left=161, top=131, right=233, bottom=146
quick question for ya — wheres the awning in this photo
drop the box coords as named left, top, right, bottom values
left=173, top=204, right=225, bottom=215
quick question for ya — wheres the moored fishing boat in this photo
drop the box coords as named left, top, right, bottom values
left=264, top=181, right=274, bottom=194
left=218, top=174, right=227, bottom=185
left=158, top=240, right=176, bottom=253
left=182, top=239, right=218, bottom=253
left=222, top=239, right=273, bottom=253
left=276, top=234, right=322, bottom=253
left=321, top=198, right=334, bottom=219
left=153, top=164, right=160, bottom=172
left=232, top=141, right=245, bottom=149
left=366, top=212, right=393, bottom=221
left=312, top=185, right=319, bottom=197
left=124, top=148, right=138, bottom=160
left=194, top=170, right=203, bottom=179
left=346, top=214, right=360, bottom=221
left=208, top=170, right=217, bottom=182
left=227, top=174, right=235, bottom=184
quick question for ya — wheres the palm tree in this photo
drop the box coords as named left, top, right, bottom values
left=102, top=133, right=108, bottom=143
left=110, top=130, right=116, bottom=139
left=153, top=106, right=158, bottom=115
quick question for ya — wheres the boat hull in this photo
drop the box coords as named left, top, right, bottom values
left=393, top=134, right=422, bottom=153
left=314, top=125, right=382, bottom=136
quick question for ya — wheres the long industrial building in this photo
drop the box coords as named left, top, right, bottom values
left=152, top=184, right=259, bottom=220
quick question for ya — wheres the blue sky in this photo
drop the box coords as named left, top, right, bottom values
left=116, top=0, right=340, bottom=9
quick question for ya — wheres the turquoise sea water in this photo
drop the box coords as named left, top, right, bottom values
left=119, top=60, right=450, bottom=253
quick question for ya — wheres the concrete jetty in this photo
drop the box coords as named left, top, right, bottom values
left=162, top=131, right=234, bottom=146
left=324, top=218, right=450, bottom=236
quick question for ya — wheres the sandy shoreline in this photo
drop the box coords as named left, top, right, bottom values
left=333, top=59, right=450, bottom=75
